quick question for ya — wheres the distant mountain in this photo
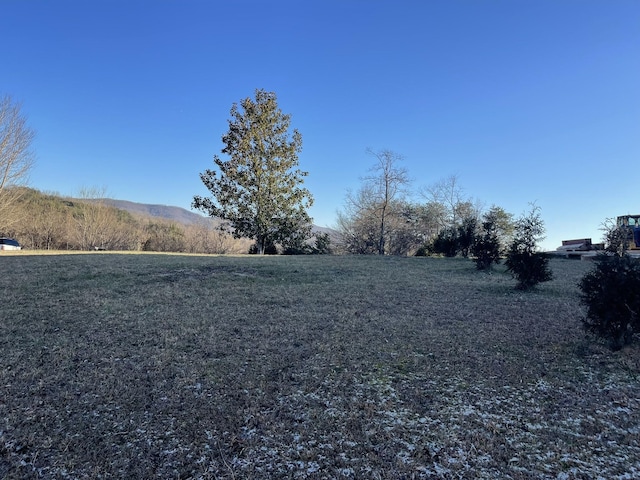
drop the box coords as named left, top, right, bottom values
left=89, top=198, right=339, bottom=238
left=311, top=225, right=339, bottom=237
left=92, top=199, right=213, bottom=225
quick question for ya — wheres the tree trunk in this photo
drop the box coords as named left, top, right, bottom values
left=378, top=205, right=386, bottom=255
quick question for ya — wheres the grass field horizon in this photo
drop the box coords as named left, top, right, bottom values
left=1, top=253, right=638, bottom=478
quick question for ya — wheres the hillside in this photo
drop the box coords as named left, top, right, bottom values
left=93, top=198, right=338, bottom=237
left=91, top=199, right=212, bottom=225
left=4, top=189, right=338, bottom=252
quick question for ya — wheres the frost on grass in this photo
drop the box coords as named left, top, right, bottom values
left=1, top=255, right=639, bottom=479
left=2, top=362, right=639, bottom=480
left=223, top=361, right=640, bottom=479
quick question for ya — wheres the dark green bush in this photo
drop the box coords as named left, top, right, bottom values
left=472, top=219, right=501, bottom=270
left=432, top=227, right=458, bottom=257
left=457, top=216, right=477, bottom=258
left=504, top=205, right=552, bottom=290
left=579, top=254, right=640, bottom=350
left=282, top=232, right=333, bottom=255
left=311, top=232, right=332, bottom=255
left=505, top=249, right=552, bottom=289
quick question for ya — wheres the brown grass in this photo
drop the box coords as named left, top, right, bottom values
left=0, top=254, right=638, bottom=479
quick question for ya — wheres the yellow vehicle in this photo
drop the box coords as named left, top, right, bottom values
left=616, top=215, right=640, bottom=249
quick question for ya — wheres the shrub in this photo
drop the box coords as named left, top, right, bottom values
left=504, top=205, right=552, bottom=289
left=282, top=244, right=308, bottom=255
left=282, top=232, right=333, bottom=255
left=505, top=249, right=552, bottom=289
left=579, top=254, right=640, bottom=350
left=311, top=232, right=332, bottom=255
left=483, top=205, right=515, bottom=255
left=432, top=227, right=458, bottom=257
left=472, top=217, right=501, bottom=270
left=457, top=216, right=477, bottom=258
left=579, top=219, right=640, bottom=349
left=414, top=243, right=432, bottom=257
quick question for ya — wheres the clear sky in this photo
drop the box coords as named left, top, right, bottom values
left=3, top=0, right=639, bottom=251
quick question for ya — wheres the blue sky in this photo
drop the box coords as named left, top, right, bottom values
left=3, top=0, right=639, bottom=250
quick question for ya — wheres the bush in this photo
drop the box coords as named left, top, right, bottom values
left=457, top=216, right=477, bottom=258
left=504, top=205, right=552, bottom=289
left=312, top=232, right=332, bottom=255
left=579, top=254, right=640, bottom=350
left=505, top=249, right=552, bottom=289
left=282, top=232, right=333, bottom=255
left=414, top=243, right=433, bottom=257
left=432, top=227, right=458, bottom=257
left=472, top=218, right=501, bottom=270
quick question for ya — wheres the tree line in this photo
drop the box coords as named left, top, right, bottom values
left=188, top=88, right=520, bottom=259
left=335, top=149, right=515, bottom=258
left=1, top=187, right=251, bottom=254
left=1, top=89, right=534, bottom=260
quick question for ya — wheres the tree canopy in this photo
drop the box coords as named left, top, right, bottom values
left=193, top=89, right=314, bottom=254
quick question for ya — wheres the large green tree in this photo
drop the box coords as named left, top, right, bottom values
left=193, top=89, right=314, bottom=254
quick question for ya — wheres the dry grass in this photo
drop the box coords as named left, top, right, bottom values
left=0, top=254, right=638, bottom=479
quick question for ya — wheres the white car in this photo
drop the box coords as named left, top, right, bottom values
left=0, top=238, right=21, bottom=250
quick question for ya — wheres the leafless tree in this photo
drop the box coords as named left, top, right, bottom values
left=0, top=95, right=35, bottom=232
left=183, top=220, right=250, bottom=254
left=28, top=200, right=68, bottom=250
left=422, top=174, right=483, bottom=231
left=422, top=174, right=464, bottom=229
left=337, top=149, right=417, bottom=255
left=72, top=187, right=142, bottom=250
left=363, top=149, right=410, bottom=254
left=337, top=186, right=380, bottom=254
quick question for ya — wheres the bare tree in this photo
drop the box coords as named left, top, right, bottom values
left=0, top=95, right=35, bottom=232
left=422, top=174, right=483, bottom=231
left=183, top=220, right=249, bottom=254
left=364, top=149, right=410, bottom=254
left=337, top=185, right=380, bottom=254
left=72, top=187, right=141, bottom=250
left=337, top=149, right=415, bottom=255
left=420, top=201, right=448, bottom=239
left=423, top=174, right=464, bottom=229
left=24, top=196, right=68, bottom=249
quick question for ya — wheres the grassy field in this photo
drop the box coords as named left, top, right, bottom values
left=0, top=253, right=638, bottom=479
